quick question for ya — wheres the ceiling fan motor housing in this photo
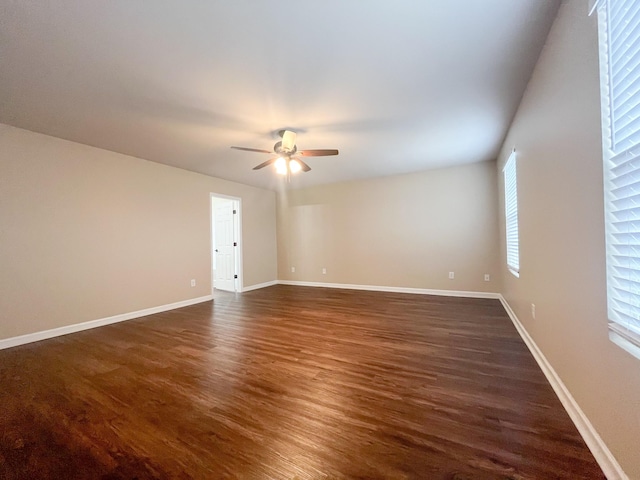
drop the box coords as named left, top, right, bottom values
left=273, top=141, right=297, bottom=156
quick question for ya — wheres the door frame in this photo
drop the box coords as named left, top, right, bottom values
left=210, top=193, right=243, bottom=293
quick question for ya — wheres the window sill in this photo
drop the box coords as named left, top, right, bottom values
left=609, top=323, right=640, bottom=361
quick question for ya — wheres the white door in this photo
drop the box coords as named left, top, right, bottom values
left=214, top=201, right=236, bottom=291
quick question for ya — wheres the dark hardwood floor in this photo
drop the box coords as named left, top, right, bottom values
left=0, top=285, right=604, bottom=479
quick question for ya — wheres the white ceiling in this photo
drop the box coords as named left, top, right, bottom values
left=0, top=1, right=560, bottom=191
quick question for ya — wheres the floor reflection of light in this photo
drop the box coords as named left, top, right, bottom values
left=259, top=356, right=355, bottom=478
left=203, top=310, right=248, bottom=408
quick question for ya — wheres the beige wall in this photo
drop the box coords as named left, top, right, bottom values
left=496, top=1, right=640, bottom=477
left=0, top=124, right=277, bottom=340
left=277, top=161, right=501, bottom=293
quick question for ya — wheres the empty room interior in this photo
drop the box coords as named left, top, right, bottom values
left=1, top=0, right=639, bottom=479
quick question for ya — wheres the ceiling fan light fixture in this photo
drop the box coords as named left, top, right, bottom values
left=289, top=159, right=302, bottom=173
left=275, top=157, right=288, bottom=175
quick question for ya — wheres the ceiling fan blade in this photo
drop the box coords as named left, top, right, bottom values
left=253, top=158, right=279, bottom=170
left=298, top=149, right=339, bottom=157
left=231, top=146, right=273, bottom=154
left=281, top=130, right=297, bottom=152
left=292, top=158, right=311, bottom=172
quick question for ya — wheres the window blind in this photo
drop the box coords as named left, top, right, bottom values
left=503, top=152, right=519, bottom=275
left=598, top=0, right=640, bottom=354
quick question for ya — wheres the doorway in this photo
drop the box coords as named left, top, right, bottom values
left=211, top=194, right=242, bottom=293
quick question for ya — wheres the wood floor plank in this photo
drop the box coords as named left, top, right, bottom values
left=0, top=285, right=605, bottom=479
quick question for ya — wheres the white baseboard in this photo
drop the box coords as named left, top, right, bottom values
left=498, top=295, right=627, bottom=480
left=0, top=295, right=213, bottom=351
left=277, top=280, right=500, bottom=299
left=241, top=280, right=279, bottom=292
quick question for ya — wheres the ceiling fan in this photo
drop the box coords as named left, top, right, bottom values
left=231, top=130, right=339, bottom=177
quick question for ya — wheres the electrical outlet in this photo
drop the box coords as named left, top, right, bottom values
left=322, top=268, right=327, bottom=275
left=448, top=272, right=455, bottom=280
left=291, top=266, right=295, bottom=273
left=531, top=303, right=536, bottom=319
left=190, top=279, right=196, bottom=287
left=484, top=274, right=490, bottom=282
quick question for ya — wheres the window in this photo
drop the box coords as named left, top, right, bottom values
left=596, top=0, right=640, bottom=358
left=503, top=151, right=520, bottom=276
